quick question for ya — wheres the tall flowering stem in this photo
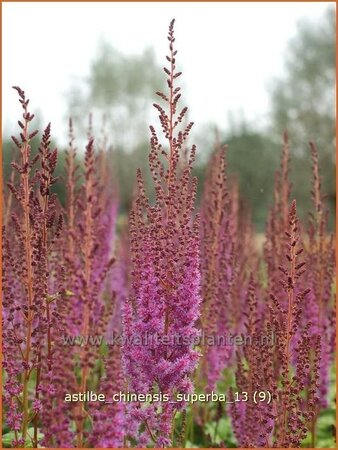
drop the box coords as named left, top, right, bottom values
left=33, top=122, right=62, bottom=447
left=65, top=118, right=79, bottom=260
left=123, top=19, right=201, bottom=447
left=35, top=121, right=117, bottom=448
left=303, top=142, right=335, bottom=444
left=264, top=131, right=291, bottom=295
left=229, top=276, right=275, bottom=447
left=199, top=145, right=235, bottom=393
left=38, top=119, right=82, bottom=447
left=198, top=142, right=255, bottom=416
left=3, top=87, right=63, bottom=447
left=270, top=200, right=320, bottom=447
left=231, top=201, right=321, bottom=447
left=71, top=135, right=116, bottom=448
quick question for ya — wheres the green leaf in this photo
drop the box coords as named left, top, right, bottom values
left=2, top=429, right=44, bottom=448
left=2, top=431, right=16, bottom=448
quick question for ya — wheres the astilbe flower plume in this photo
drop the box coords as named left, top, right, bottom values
left=300, top=142, right=335, bottom=444
left=198, top=141, right=256, bottom=405
left=107, top=226, right=130, bottom=337
left=3, top=140, right=18, bottom=228
left=74, top=136, right=116, bottom=440
left=39, top=121, right=118, bottom=448
left=264, top=131, right=292, bottom=296
left=269, top=200, right=320, bottom=447
left=199, top=145, right=236, bottom=393
left=32, top=122, right=66, bottom=448
left=223, top=174, right=258, bottom=330
left=231, top=201, right=321, bottom=448
left=261, top=135, right=333, bottom=447
left=229, top=276, right=275, bottom=447
left=38, top=119, right=80, bottom=447
left=3, top=87, right=64, bottom=447
left=122, top=19, right=201, bottom=447
left=264, top=136, right=335, bottom=446
left=88, top=343, right=125, bottom=447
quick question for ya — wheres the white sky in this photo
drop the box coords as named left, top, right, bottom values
left=3, top=2, right=333, bottom=147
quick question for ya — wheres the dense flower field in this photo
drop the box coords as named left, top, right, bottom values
left=2, top=20, right=335, bottom=449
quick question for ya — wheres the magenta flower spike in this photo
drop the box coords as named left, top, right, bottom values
left=122, top=19, right=201, bottom=447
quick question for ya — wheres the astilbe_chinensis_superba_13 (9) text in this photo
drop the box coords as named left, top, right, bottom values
left=2, top=87, right=65, bottom=448
left=122, top=19, right=201, bottom=448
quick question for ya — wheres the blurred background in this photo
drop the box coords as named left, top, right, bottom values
left=3, top=2, right=335, bottom=230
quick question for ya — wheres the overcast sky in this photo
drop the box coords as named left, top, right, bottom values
left=3, top=2, right=333, bottom=146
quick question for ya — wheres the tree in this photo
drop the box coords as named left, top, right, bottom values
left=225, top=126, right=280, bottom=230
left=269, top=6, right=335, bottom=221
left=67, top=40, right=165, bottom=149
left=66, top=40, right=168, bottom=213
left=270, top=6, right=335, bottom=152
